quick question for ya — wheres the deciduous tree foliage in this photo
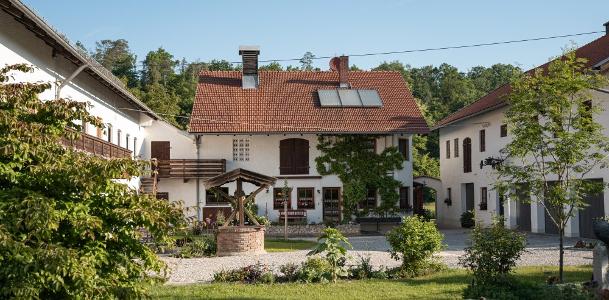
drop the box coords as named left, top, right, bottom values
left=496, top=50, right=609, bottom=282
left=0, top=64, right=186, bottom=299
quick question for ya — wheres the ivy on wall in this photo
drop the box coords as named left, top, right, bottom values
left=315, top=135, right=405, bottom=218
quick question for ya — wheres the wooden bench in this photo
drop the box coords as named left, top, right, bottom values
left=278, top=209, right=307, bottom=224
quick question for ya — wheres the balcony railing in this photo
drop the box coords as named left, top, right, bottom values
left=155, top=159, right=226, bottom=179
left=61, top=130, right=131, bottom=159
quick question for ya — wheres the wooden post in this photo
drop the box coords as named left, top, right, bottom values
left=151, top=158, right=158, bottom=198
left=284, top=199, right=288, bottom=240
left=237, top=179, right=245, bottom=226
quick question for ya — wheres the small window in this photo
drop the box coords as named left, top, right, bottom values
left=480, top=187, right=488, bottom=210
left=359, top=188, right=377, bottom=209
left=232, top=138, right=250, bottom=161
left=479, top=129, right=486, bottom=152
left=117, top=130, right=122, bottom=147
left=446, top=140, right=451, bottom=159
left=364, top=138, right=376, bottom=153
left=454, top=138, right=459, bottom=158
left=463, top=138, right=472, bottom=173
left=399, top=187, right=410, bottom=210
left=273, top=187, right=292, bottom=210
left=126, top=134, right=130, bottom=150
left=107, top=124, right=113, bottom=143
left=156, top=192, right=169, bottom=200
left=297, top=187, right=315, bottom=209
left=500, top=124, right=508, bottom=137
left=206, top=187, right=230, bottom=205
left=398, top=138, right=409, bottom=161
left=133, top=137, right=137, bottom=158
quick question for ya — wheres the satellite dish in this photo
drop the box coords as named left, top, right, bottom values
left=329, top=57, right=340, bottom=71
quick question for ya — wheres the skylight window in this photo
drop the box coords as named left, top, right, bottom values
left=318, top=89, right=382, bottom=107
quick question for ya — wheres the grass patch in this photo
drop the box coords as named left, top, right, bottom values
left=150, top=265, right=591, bottom=299
left=264, top=238, right=317, bottom=252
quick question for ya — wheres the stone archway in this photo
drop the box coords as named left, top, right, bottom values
left=413, top=176, right=442, bottom=216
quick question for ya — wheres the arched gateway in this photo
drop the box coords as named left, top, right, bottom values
left=203, top=168, right=276, bottom=256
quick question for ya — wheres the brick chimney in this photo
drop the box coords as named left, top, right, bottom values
left=338, top=55, right=349, bottom=88
left=239, top=45, right=260, bottom=89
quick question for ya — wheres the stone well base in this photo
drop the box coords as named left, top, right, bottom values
left=216, top=226, right=266, bottom=256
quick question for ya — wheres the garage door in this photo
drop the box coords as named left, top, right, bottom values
left=578, top=179, right=605, bottom=239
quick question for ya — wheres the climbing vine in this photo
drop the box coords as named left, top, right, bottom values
left=315, top=135, right=405, bottom=219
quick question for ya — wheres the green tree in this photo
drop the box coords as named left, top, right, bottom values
left=141, top=47, right=178, bottom=87
left=142, top=83, right=182, bottom=126
left=207, top=59, right=235, bottom=71
left=0, top=64, right=185, bottom=298
left=496, top=50, right=609, bottom=282
left=299, top=52, right=315, bottom=71
left=315, top=135, right=404, bottom=218
left=92, top=39, right=139, bottom=88
left=259, top=62, right=283, bottom=71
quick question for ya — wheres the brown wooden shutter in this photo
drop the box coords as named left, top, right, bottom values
left=398, top=139, right=409, bottom=161
left=293, top=139, right=309, bottom=174
left=279, top=139, right=292, bottom=175
left=151, top=141, right=170, bottom=160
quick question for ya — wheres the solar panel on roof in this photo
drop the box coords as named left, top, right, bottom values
left=338, top=90, right=363, bottom=106
left=318, top=90, right=341, bottom=106
left=318, top=89, right=383, bottom=107
left=358, top=90, right=383, bottom=107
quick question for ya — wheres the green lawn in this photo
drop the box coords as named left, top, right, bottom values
left=264, top=238, right=317, bottom=252
left=150, top=266, right=591, bottom=299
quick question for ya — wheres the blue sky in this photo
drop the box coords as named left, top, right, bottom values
left=22, top=0, right=609, bottom=71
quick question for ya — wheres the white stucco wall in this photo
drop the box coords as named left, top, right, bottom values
left=437, top=84, right=609, bottom=237
left=151, top=133, right=415, bottom=223
left=0, top=9, right=147, bottom=155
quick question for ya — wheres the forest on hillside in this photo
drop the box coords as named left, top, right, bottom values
left=78, top=39, right=522, bottom=177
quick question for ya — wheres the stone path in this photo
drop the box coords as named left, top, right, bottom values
left=162, top=229, right=595, bottom=284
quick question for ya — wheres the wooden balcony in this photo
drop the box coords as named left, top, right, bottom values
left=61, top=130, right=131, bottom=159
left=155, top=159, right=226, bottom=179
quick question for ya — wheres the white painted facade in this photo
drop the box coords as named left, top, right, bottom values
left=437, top=83, right=609, bottom=237
left=152, top=133, right=415, bottom=223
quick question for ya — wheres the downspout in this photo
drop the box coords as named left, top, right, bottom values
left=196, top=135, right=202, bottom=222
left=55, top=63, right=89, bottom=100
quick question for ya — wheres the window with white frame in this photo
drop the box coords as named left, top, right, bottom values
left=232, top=138, right=250, bottom=161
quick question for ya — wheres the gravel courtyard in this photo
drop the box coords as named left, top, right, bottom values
left=162, top=229, right=594, bottom=284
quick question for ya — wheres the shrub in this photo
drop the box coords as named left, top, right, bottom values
left=297, top=257, right=332, bottom=283
left=459, top=218, right=527, bottom=285
left=212, top=263, right=272, bottom=284
left=0, top=64, right=186, bottom=298
left=307, top=228, right=352, bottom=282
left=386, top=216, right=444, bottom=277
left=460, top=210, right=475, bottom=228
left=349, top=255, right=389, bottom=280
left=279, top=263, right=299, bottom=282
left=420, top=208, right=435, bottom=221
left=174, top=236, right=217, bottom=258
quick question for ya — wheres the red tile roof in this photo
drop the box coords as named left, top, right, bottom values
left=189, top=71, right=429, bottom=134
left=433, top=34, right=609, bottom=129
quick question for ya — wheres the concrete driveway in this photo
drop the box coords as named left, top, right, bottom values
left=346, top=229, right=592, bottom=252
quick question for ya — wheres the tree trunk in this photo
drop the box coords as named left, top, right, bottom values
left=559, top=227, right=564, bottom=283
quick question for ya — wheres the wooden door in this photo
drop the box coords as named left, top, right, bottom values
left=465, top=183, right=474, bottom=211
left=323, top=187, right=341, bottom=223
left=579, top=179, right=604, bottom=238
left=516, top=184, right=531, bottom=231
left=151, top=141, right=170, bottom=177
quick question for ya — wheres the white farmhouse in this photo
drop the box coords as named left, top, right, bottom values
left=0, top=0, right=184, bottom=186
left=149, top=47, right=429, bottom=224
left=433, top=24, right=609, bottom=238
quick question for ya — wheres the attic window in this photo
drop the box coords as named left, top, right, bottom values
left=318, top=89, right=382, bottom=107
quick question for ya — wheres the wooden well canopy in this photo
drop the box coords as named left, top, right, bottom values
left=203, top=168, right=276, bottom=227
